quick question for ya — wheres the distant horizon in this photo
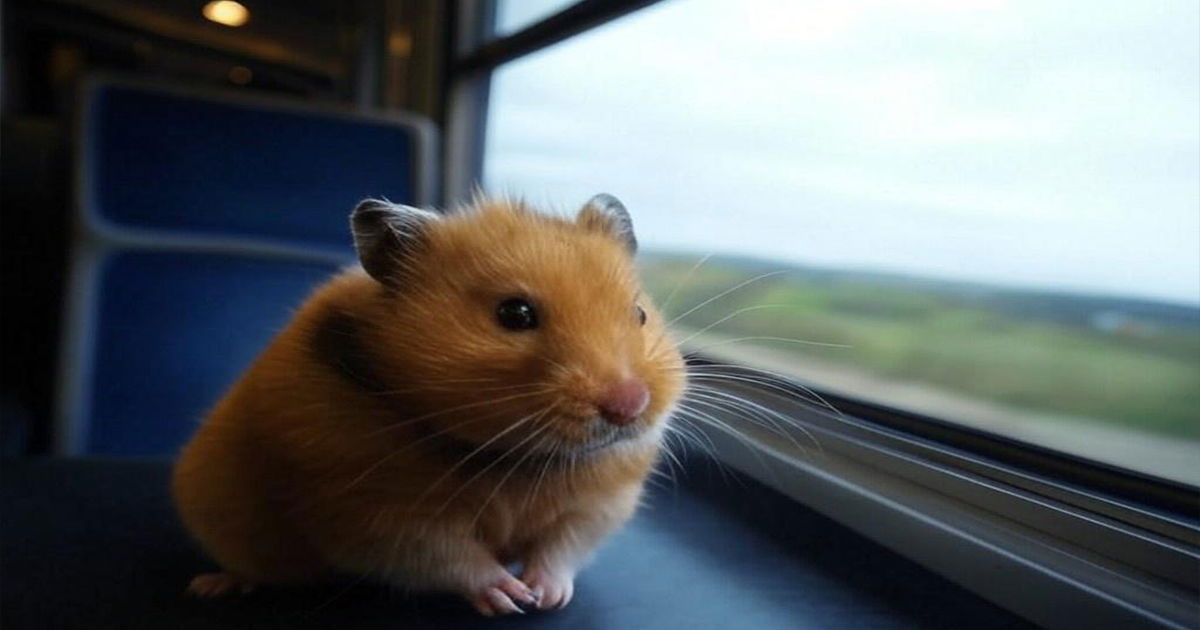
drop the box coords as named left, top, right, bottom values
left=639, top=246, right=1200, bottom=310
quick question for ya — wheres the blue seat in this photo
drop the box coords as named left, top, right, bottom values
left=55, top=78, right=436, bottom=456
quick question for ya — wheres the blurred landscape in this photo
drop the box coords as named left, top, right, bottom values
left=641, top=253, right=1200, bottom=443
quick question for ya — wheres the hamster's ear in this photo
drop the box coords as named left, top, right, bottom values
left=577, top=193, right=637, bottom=254
left=350, top=198, right=439, bottom=287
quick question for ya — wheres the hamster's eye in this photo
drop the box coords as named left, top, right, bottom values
left=496, top=298, right=538, bottom=331
left=636, top=305, right=647, bottom=326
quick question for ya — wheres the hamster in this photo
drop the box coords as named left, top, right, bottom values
left=171, top=193, right=685, bottom=615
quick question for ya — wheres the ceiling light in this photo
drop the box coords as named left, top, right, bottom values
left=203, top=1, right=250, bottom=27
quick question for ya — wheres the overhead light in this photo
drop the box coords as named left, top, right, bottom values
left=202, top=1, right=250, bottom=27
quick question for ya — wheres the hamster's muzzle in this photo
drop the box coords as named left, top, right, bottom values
left=596, top=378, right=650, bottom=427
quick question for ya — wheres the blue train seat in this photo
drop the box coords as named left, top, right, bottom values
left=55, top=78, right=436, bottom=456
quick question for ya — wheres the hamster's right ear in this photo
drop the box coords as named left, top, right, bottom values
left=350, top=199, right=440, bottom=287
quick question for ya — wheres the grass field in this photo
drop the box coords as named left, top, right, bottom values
left=640, top=254, right=1200, bottom=441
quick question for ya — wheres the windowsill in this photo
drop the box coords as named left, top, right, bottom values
left=676, top=367, right=1199, bottom=629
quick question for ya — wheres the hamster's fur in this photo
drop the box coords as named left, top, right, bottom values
left=172, top=194, right=685, bottom=615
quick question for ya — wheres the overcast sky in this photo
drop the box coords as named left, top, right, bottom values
left=486, top=0, right=1200, bottom=305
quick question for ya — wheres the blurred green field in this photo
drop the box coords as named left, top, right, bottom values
left=641, top=254, right=1200, bottom=440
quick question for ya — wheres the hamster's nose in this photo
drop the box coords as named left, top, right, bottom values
left=597, top=378, right=650, bottom=426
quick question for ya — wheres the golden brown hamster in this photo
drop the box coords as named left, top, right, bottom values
left=171, top=193, right=686, bottom=615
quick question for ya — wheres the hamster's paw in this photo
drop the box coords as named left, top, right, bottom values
left=186, top=572, right=257, bottom=598
left=522, top=567, right=575, bottom=610
left=466, top=574, right=538, bottom=616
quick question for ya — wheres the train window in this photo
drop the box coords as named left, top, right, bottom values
left=492, top=0, right=581, bottom=37
left=483, top=0, right=1200, bottom=485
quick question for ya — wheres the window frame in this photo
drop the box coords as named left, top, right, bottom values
left=688, top=362, right=1199, bottom=629
left=441, top=0, right=659, bottom=203
left=443, top=3, right=1200, bottom=628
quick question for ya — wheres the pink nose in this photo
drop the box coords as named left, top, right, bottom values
left=598, top=378, right=650, bottom=426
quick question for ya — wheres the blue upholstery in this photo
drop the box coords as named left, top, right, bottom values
left=87, top=252, right=339, bottom=455
left=86, top=86, right=420, bottom=249
left=65, top=79, right=433, bottom=456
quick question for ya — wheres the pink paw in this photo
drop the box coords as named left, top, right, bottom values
left=466, top=574, right=538, bottom=616
left=186, top=572, right=256, bottom=598
left=522, top=567, right=575, bottom=610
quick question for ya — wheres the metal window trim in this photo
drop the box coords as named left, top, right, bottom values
left=686, top=358, right=1200, bottom=524
left=441, top=0, right=495, bottom=204
left=454, top=0, right=665, bottom=76
left=684, top=362, right=1200, bottom=629
left=816, top=384, right=1199, bottom=515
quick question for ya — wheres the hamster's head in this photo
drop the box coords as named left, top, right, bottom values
left=349, top=194, right=685, bottom=459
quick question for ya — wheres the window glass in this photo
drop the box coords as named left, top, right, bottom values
left=483, top=0, right=1200, bottom=485
left=492, top=0, right=579, bottom=37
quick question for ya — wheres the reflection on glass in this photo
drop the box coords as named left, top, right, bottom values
left=484, top=0, right=1200, bottom=485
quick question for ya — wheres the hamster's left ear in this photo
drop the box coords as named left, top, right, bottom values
left=577, top=193, right=637, bottom=254
left=350, top=198, right=440, bottom=287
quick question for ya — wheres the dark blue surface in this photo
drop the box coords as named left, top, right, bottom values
left=0, top=456, right=1034, bottom=629
left=87, top=86, right=416, bottom=248
left=87, top=251, right=338, bottom=455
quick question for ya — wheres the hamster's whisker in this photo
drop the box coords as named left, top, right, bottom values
left=339, top=396, right=556, bottom=495
left=542, top=356, right=571, bottom=374
left=645, top=341, right=686, bottom=369
left=674, top=402, right=752, bottom=448
left=371, top=380, right=548, bottom=396
left=659, top=359, right=834, bottom=407
left=673, top=402, right=767, bottom=487
left=664, top=270, right=788, bottom=328
left=686, top=335, right=852, bottom=353
left=663, top=420, right=715, bottom=460
left=338, top=406, right=526, bottom=494
left=676, top=400, right=777, bottom=475
left=663, top=419, right=705, bottom=453
left=648, top=271, right=793, bottom=373
left=646, top=315, right=686, bottom=359
left=655, top=432, right=685, bottom=487
left=467, top=415, right=560, bottom=530
left=671, top=304, right=802, bottom=349
left=412, top=405, right=553, bottom=509
left=669, top=414, right=735, bottom=484
left=686, top=368, right=839, bottom=417
left=522, top=429, right=567, bottom=513
left=684, top=385, right=820, bottom=456
left=390, top=376, right=508, bottom=386
left=362, top=388, right=555, bottom=439
left=691, top=384, right=820, bottom=456
left=644, top=253, right=716, bottom=357
left=431, top=406, right=557, bottom=518
left=686, top=388, right=794, bottom=441
left=686, top=362, right=843, bottom=419
left=656, top=252, right=714, bottom=316
left=518, top=431, right=558, bottom=513
left=645, top=329, right=668, bottom=359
